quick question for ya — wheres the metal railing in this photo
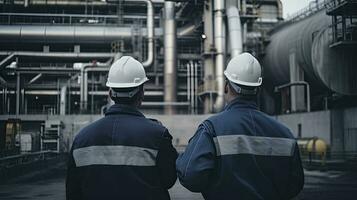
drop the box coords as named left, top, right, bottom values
left=0, top=151, right=59, bottom=169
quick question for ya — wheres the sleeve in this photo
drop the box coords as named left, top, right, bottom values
left=286, top=143, right=305, bottom=199
left=66, top=146, right=82, bottom=200
left=156, top=129, right=178, bottom=189
left=176, top=124, right=216, bottom=192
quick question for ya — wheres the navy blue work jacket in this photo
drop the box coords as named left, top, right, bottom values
left=176, top=98, right=304, bottom=200
left=66, top=104, right=178, bottom=200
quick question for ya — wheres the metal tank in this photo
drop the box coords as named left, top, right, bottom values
left=263, top=10, right=357, bottom=95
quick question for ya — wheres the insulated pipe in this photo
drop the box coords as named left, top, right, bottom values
left=0, top=25, right=161, bottom=44
left=213, top=0, right=226, bottom=112
left=164, top=1, right=177, bottom=114
left=227, top=6, right=243, bottom=58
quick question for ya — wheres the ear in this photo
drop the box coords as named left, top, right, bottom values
left=224, top=81, right=229, bottom=94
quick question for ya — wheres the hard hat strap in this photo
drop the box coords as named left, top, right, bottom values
left=111, top=87, right=140, bottom=98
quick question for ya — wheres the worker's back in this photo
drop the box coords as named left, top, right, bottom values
left=66, top=104, right=177, bottom=200
left=202, top=99, right=304, bottom=200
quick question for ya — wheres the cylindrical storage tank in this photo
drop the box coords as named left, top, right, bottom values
left=263, top=10, right=357, bottom=95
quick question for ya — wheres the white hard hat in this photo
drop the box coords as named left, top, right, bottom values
left=224, top=52, right=262, bottom=87
left=106, top=56, right=149, bottom=88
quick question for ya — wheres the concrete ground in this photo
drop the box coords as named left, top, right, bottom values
left=0, top=163, right=356, bottom=200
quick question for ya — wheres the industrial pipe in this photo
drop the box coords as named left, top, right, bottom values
left=141, top=0, right=155, bottom=67
left=264, top=10, right=357, bottom=95
left=227, top=6, right=243, bottom=58
left=177, top=23, right=197, bottom=37
left=28, top=73, right=42, bottom=85
left=164, top=1, right=177, bottom=114
left=74, top=61, right=111, bottom=112
left=213, top=0, right=226, bottom=112
left=0, top=51, right=116, bottom=58
left=60, top=86, right=67, bottom=115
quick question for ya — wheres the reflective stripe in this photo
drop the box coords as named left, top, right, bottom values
left=213, top=135, right=295, bottom=157
left=73, top=145, right=158, bottom=167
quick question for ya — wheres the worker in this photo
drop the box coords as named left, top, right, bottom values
left=176, top=53, right=304, bottom=200
left=66, top=56, right=178, bottom=200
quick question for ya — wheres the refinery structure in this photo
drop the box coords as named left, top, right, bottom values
left=0, top=0, right=356, bottom=163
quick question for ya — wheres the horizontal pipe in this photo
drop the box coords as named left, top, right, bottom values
left=0, top=25, right=163, bottom=44
left=0, top=51, right=116, bottom=58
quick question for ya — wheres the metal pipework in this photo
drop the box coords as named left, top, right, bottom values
left=127, top=0, right=155, bottom=67
left=0, top=51, right=116, bottom=58
left=74, top=61, right=111, bottom=112
left=164, top=1, right=177, bottom=114
left=28, top=73, right=42, bottom=85
left=142, top=0, right=154, bottom=67
left=227, top=5, right=243, bottom=58
left=213, top=0, right=226, bottom=112
left=60, top=86, right=67, bottom=115
left=264, top=10, right=357, bottom=95
left=177, top=23, right=197, bottom=37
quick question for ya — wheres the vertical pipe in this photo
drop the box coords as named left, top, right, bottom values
left=194, top=62, right=198, bottom=113
left=190, top=62, right=194, bottom=113
left=203, top=0, right=215, bottom=113
left=142, top=0, right=154, bottom=67
left=4, top=88, right=7, bottom=114
left=80, top=68, right=84, bottom=112
left=60, top=86, right=67, bottom=115
left=164, top=1, right=177, bottom=114
left=306, top=83, right=311, bottom=112
left=21, top=88, right=25, bottom=114
left=83, top=70, right=88, bottom=111
left=187, top=63, right=190, bottom=102
left=91, top=74, right=94, bottom=114
left=2, top=88, right=5, bottom=114
left=227, top=5, right=243, bottom=58
left=213, top=0, right=226, bottom=112
left=16, top=73, right=20, bottom=115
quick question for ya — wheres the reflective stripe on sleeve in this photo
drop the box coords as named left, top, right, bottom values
left=213, top=135, right=295, bottom=157
left=73, top=145, right=158, bottom=167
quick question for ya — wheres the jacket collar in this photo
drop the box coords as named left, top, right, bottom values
left=105, top=104, right=145, bottom=117
left=224, top=97, right=258, bottom=111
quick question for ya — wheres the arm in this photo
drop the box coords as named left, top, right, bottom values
left=66, top=147, right=82, bottom=200
left=287, top=143, right=305, bottom=199
left=176, top=125, right=216, bottom=192
left=156, top=129, right=178, bottom=189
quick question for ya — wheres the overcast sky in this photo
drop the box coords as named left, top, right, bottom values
left=280, top=0, right=313, bottom=18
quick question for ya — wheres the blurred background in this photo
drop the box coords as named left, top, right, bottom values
left=0, top=0, right=356, bottom=199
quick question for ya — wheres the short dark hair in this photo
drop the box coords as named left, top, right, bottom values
left=226, top=79, right=258, bottom=100
left=110, top=85, right=144, bottom=105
